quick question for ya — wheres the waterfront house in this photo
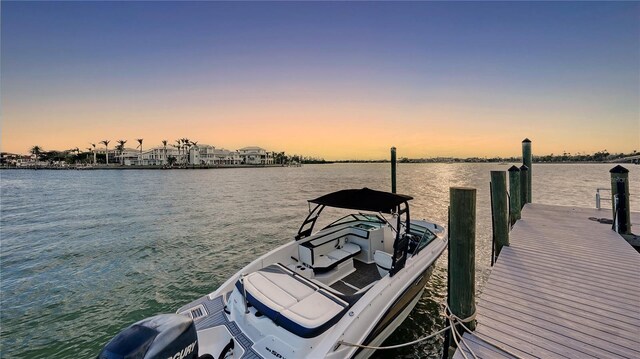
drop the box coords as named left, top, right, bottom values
left=238, top=146, right=274, bottom=165
left=189, top=145, right=242, bottom=165
left=1, top=152, right=32, bottom=167
left=119, top=148, right=141, bottom=166
left=93, top=148, right=117, bottom=164
left=135, top=147, right=181, bottom=166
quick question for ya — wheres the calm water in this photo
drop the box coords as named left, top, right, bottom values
left=1, top=163, right=638, bottom=358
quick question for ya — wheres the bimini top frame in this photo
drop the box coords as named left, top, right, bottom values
left=295, top=188, right=413, bottom=276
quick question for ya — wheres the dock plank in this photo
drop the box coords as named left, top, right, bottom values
left=478, top=302, right=640, bottom=357
left=482, top=271, right=639, bottom=317
left=485, top=280, right=640, bottom=327
left=481, top=290, right=640, bottom=344
left=488, top=261, right=639, bottom=309
left=452, top=334, right=518, bottom=359
left=490, top=259, right=639, bottom=302
left=498, top=244, right=638, bottom=278
left=493, top=255, right=639, bottom=298
left=455, top=204, right=640, bottom=359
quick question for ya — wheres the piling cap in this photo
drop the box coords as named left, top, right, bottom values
left=522, top=138, right=531, bottom=143
left=519, top=164, right=529, bottom=171
left=508, top=165, right=520, bottom=172
left=610, top=165, right=629, bottom=174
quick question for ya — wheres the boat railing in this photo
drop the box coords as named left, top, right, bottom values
left=241, top=273, right=249, bottom=314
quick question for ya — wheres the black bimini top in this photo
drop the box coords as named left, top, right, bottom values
left=309, top=188, right=412, bottom=213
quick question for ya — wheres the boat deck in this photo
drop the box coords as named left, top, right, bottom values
left=454, top=203, right=640, bottom=359
left=330, top=260, right=380, bottom=295
left=178, top=294, right=264, bottom=359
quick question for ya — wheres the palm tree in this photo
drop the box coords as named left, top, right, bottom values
left=71, top=147, right=80, bottom=164
left=135, top=138, right=143, bottom=165
left=30, top=145, right=42, bottom=167
left=115, top=140, right=127, bottom=165
left=100, top=140, right=110, bottom=164
left=161, top=140, right=168, bottom=165
left=174, top=139, right=182, bottom=163
left=190, top=141, right=199, bottom=165
left=136, top=138, right=143, bottom=154
left=182, top=138, right=190, bottom=164
left=90, top=143, right=97, bottom=164
left=85, top=147, right=93, bottom=163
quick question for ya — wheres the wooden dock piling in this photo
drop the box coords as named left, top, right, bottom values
left=508, top=166, right=521, bottom=224
left=490, top=171, right=509, bottom=258
left=448, top=187, right=477, bottom=333
left=519, top=165, right=529, bottom=207
left=610, top=165, right=631, bottom=234
left=391, top=147, right=397, bottom=194
left=522, top=139, right=532, bottom=202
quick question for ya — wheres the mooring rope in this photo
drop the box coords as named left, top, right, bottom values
left=454, top=317, right=525, bottom=359
left=444, top=305, right=525, bottom=359
left=338, top=303, right=524, bottom=359
left=446, top=306, right=478, bottom=359
left=336, top=303, right=475, bottom=350
left=448, top=314, right=473, bottom=359
left=337, top=325, right=452, bottom=350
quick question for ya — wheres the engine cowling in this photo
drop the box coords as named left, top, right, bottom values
left=98, top=314, right=199, bottom=359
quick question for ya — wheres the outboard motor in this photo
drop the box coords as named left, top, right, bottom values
left=98, top=314, right=200, bottom=359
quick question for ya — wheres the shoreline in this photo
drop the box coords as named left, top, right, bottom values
left=0, top=164, right=293, bottom=170
left=1, top=161, right=636, bottom=170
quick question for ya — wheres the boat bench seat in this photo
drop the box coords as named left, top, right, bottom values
left=299, top=234, right=362, bottom=274
left=235, top=264, right=349, bottom=338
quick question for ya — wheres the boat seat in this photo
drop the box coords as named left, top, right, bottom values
left=373, top=250, right=392, bottom=277
left=240, top=267, right=316, bottom=313
left=235, top=264, right=348, bottom=338
left=299, top=238, right=362, bottom=274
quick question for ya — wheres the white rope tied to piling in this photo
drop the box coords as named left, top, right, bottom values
left=338, top=303, right=524, bottom=359
left=336, top=303, right=476, bottom=350
left=454, top=316, right=525, bottom=359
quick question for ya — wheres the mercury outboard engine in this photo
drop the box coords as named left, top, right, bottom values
left=98, top=314, right=202, bottom=359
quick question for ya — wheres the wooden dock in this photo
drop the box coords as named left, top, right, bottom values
left=454, top=203, right=640, bottom=359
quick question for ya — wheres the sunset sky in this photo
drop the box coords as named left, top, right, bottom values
left=2, top=2, right=638, bottom=160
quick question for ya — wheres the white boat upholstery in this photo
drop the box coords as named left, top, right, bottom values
left=373, top=250, right=393, bottom=277
left=236, top=264, right=349, bottom=338
left=337, top=243, right=361, bottom=256
left=280, top=291, right=346, bottom=329
left=242, top=270, right=316, bottom=310
left=298, top=233, right=362, bottom=274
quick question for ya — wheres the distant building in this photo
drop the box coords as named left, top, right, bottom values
left=214, top=148, right=242, bottom=165
left=94, top=148, right=117, bottom=163
left=118, top=148, right=140, bottom=165
left=7, top=143, right=278, bottom=167
left=189, top=145, right=242, bottom=165
left=238, top=146, right=273, bottom=165
left=0, top=152, right=29, bottom=167
left=136, top=147, right=181, bottom=166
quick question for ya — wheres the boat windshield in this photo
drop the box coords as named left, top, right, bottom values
left=409, top=223, right=437, bottom=254
left=323, top=213, right=385, bottom=230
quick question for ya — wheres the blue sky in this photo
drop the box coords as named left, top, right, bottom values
left=2, top=1, right=638, bottom=158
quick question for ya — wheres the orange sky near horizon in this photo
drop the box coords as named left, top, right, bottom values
left=2, top=96, right=638, bottom=160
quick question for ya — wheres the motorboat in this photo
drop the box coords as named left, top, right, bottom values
left=99, top=188, right=447, bottom=359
